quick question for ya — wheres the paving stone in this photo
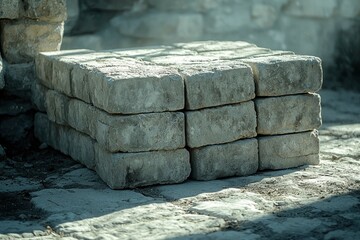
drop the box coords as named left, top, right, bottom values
left=190, top=138, right=258, bottom=180
left=0, top=20, right=64, bottom=64
left=94, top=144, right=191, bottom=189
left=256, top=93, right=322, bottom=135
left=45, top=90, right=186, bottom=152
left=186, top=101, right=257, bottom=148
left=34, top=113, right=96, bottom=169
left=180, top=61, right=255, bottom=110
left=258, top=131, right=320, bottom=170
left=244, top=55, right=323, bottom=96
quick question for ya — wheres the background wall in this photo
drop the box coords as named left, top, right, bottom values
left=63, top=0, right=360, bottom=90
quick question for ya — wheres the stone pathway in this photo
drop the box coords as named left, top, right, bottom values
left=0, top=88, right=359, bottom=239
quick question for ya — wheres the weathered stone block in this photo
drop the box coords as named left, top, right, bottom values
left=34, top=113, right=95, bottom=169
left=85, top=58, right=184, bottom=114
left=0, top=0, right=20, bottom=19
left=180, top=62, right=255, bottom=110
left=21, top=0, right=67, bottom=22
left=186, top=101, right=257, bottom=148
left=244, top=55, right=323, bottom=96
left=45, top=90, right=186, bottom=152
left=1, top=20, right=64, bottom=64
left=190, top=138, right=258, bottom=180
left=258, top=131, right=320, bottom=170
left=174, top=41, right=255, bottom=52
left=95, top=144, right=191, bottom=189
left=4, top=62, right=35, bottom=99
left=31, top=81, right=47, bottom=112
left=256, top=93, right=322, bottom=135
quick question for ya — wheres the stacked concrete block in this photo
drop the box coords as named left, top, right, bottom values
left=34, top=40, right=322, bottom=189
left=34, top=50, right=191, bottom=189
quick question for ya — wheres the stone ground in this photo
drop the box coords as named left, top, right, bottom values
left=0, top=89, right=359, bottom=240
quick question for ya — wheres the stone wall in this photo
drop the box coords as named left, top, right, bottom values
left=0, top=0, right=66, bottom=154
left=63, top=0, right=360, bottom=90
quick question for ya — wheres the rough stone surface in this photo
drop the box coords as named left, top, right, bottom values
left=35, top=49, right=94, bottom=90
left=0, top=20, right=64, bottom=64
left=21, top=0, right=67, bottom=22
left=180, top=61, right=255, bottom=110
left=190, top=138, right=258, bottom=180
left=82, top=0, right=135, bottom=11
left=45, top=53, right=185, bottom=114
left=3, top=62, right=35, bottom=99
left=256, top=93, right=322, bottom=135
left=258, top=131, right=320, bottom=170
left=0, top=0, right=20, bottom=19
left=95, top=144, right=191, bottom=189
left=186, top=101, right=257, bottom=148
left=147, top=0, right=219, bottom=12
left=45, top=89, right=186, bottom=152
left=34, top=113, right=95, bottom=170
left=244, top=55, right=323, bottom=96
left=31, top=81, right=47, bottom=112
left=174, top=41, right=255, bottom=52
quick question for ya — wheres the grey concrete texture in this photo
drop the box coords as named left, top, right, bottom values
left=258, top=130, right=320, bottom=170
left=36, top=51, right=185, bottom=114
left=95, top=144, right=191, bottom=189
left=180, top=61, right=255, bottom=110
left=0, top=20, right=64, bottom=64
left=45, top=89, right=185, bottom=152
left=256, top=93, right=322, bottom=135
left=190, top=138, right=258, bottom=180
left=244, top=55, right=323, bottom=96
left=186, top=101, right=257, bottom=148
left=34, top=113, right=96, bottom=170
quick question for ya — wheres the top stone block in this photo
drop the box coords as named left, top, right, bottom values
left=36, top=51, right=185, bottom=114
left=244, top=55, right=323, bottom=96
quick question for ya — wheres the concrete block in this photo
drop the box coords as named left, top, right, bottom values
left=31, top=81, right=47, bottom=112
left=45, top=90, right=69, bottom=125
left=94, top=144, right=191, bottom=189
left=0, top=0, right=20, bottom=19
left=0, top=20, right=64, bottom=64
left=4, top=62, right=35, bottom=99
left=45, top=90, right=186, bottom=152
left=180, top=61, right=255, bottom=110
left=21, top=0, right=67, bottom=22
left=244, top=55, right=323, bottom=96
left=258, top=131, right=320, bottom=170
left=256, top=93, right=322, bottom=135
left=186, top=101, right=257, bottom=148
left=190, top=138, right=258, bottom=180
left=34, top=113, right=96, bottom=169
